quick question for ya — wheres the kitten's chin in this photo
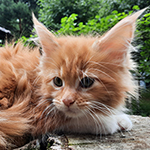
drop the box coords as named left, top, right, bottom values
left=65, top=112, right=83, bottom=118
left=59, top=108, right=84, bottom=118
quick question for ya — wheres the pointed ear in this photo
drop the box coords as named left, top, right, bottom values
left=32, top=13, right=59, bottom=55
left=92, top=8, right=146, bottom=59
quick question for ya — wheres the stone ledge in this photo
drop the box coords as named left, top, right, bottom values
left=15, top=115, right=150, bottom=150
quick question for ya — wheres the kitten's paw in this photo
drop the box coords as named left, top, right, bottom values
left=116, top=114, right=132, bottom=131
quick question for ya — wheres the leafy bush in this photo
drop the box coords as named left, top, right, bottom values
left=57, top=7, right=135, bottom=35
left=37, top=0, right=110, bottom=30
left=0, top=0, right=39, bottom=39
left=15, top=34, right=37, bottom=48
left=131, top=90, right=150, bottom=117
left=135, top=12, right=150, bottom=85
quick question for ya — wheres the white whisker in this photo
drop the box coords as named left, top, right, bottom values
left=87, top=61, right=120, bottom=78
left=44, top=106, right=56, bottom=125
left=40, top=103, right=54, bottom=120
left=46, top=105, right=55, bottom=118
left=34, top=98, right=50, bottom=110
left=91, top=101, right=119, bottom=113
left=83, top=55, right=94, bottom=68
left=87, top=68, right=116, bottom=81
left=84, top=106, right=103, bottom=135
left=88, top=102, right=114, bottom=116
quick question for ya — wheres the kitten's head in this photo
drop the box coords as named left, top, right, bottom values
left=33, top=9, right=144, bottom=119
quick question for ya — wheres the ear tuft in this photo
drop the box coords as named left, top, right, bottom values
left=92, top=8, right=146, bottom=64
left=32, top=13, right=59, bottom=55
left=92, top=8, right=146, bottom=52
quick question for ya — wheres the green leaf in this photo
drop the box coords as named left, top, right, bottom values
left=132, top=5, right=140, bottom=10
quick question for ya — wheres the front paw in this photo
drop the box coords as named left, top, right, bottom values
left=116, top=114, right=132, bottom=131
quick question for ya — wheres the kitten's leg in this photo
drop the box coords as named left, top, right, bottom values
left=115, top=114, right=132, bottom=131
left=95, top=113, right=132, bottom=135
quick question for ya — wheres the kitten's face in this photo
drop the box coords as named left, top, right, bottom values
left=39, top=37, right=127, bottom=118
left=33, top=9, right=143, bottom=119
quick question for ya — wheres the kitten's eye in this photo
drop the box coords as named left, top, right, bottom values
left=53, top=77, right=63, bottom=87
left=80, top=77, right=94, bottom=88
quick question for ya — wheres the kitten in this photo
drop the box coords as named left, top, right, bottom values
left=0, top=9, right=145, bottom=149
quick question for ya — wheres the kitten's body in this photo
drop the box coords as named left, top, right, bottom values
left=0, top=9, right=145, bottom=149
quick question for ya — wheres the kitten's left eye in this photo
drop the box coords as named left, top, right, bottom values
left=80, top=77, right=94, bottom=88
left=53, top=77, right=63, bottom=87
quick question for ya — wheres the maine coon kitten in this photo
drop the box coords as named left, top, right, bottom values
left=0, top=9, right=145, bottom=149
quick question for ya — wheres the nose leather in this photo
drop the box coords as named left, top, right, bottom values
left=62, top=99, right=75, bottom=107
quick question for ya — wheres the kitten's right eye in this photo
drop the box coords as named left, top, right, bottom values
left=53, top=77, right=63, bottom=87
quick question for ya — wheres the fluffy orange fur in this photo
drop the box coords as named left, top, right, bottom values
left=0, top=9, right=146, bottom=149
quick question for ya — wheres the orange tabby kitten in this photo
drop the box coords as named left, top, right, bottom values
left=0, top=9, right=145, bottom=149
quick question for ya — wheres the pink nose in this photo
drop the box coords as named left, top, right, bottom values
left=62, top=99, right=75, bottom=107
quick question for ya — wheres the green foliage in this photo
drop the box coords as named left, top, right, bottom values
left=108, top=0, right=150, bottom=13
left=0, top=0, right=39, bottom=39
left=37, top=0, right=109, bottom=30
left=37, top=0, right=150, bottom=31
left=135, top=10, right=150, bottom=84
left=131, top=90, right=150, bottom=117
left=57, top=8, right=134, bottom=35
left=16, top=35, right=36, bottom=47
left=0, top=44, right=3, bottom=47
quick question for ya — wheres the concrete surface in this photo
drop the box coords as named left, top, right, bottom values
left=16, top=115, right=150, bottom=150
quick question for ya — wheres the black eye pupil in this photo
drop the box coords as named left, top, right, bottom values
left=53, top=77, right=63, bottom=87
left=80, top=77, right=94, bottom=88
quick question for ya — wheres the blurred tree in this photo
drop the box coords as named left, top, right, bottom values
left=134, top=11, right=150, bottom=88
left=37, top=0, right=150, bottom=31
left=0, top=0, right=39, bottom=39
left=14, top=0, right=39, bottom=11
left=108, top=0, right=150, bottom=12
left=37, top=0, right=108, bottom=30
